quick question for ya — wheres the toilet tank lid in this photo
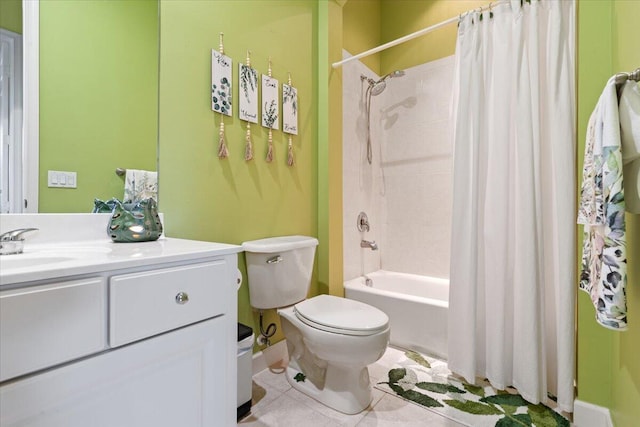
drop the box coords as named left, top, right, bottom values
left=242, top=235, right=319, bottom=253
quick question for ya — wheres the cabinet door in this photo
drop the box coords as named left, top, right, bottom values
left=0, top=318, right=231, bottom=427
left=0, top=277, right=106, bottom=382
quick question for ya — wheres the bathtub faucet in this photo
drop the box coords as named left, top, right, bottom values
left=360, top=240, right=378, bottom=251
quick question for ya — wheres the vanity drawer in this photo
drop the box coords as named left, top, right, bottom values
left=109, top=261, right=228, bottom=347
left=0, top=278, right=107, bottom=382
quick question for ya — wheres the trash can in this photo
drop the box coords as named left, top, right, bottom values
left=237, top=323, right=254, bottom=421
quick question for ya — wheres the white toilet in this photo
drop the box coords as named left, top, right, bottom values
left=242, top=236, right=390, bottom=415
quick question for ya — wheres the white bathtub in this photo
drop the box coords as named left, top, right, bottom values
left=344, top=270, right=448, bottom=359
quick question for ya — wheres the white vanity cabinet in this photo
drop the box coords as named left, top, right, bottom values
left=1, top=317, right=226, bottom=427
left=0, top=236, right=241, bottom=427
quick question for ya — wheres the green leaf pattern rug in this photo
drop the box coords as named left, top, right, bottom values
left=375, top=350, right=570, bottom=427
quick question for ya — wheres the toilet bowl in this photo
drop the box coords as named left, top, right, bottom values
left=278, top=295, right=389, bottom=414
left=242, top=236, right=390, bottom=415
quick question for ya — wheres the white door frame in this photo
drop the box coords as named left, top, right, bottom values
left=22, top=0, right=39, bottom=212
left=0, top=28, right=23, bottom=213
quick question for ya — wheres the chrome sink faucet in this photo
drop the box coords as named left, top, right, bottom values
left=360, top=240, right=378, bottom=251
left=0, top=228, right=38, bottom=255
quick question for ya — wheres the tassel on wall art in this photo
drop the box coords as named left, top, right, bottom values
left=283, top=72, right=298, bottom=166
left=217, top=121, right=228, bottom=158
left=262, top=57, right=279, bottom=162
left=239, top=50, right=258, bottom=160
left=212, top=33, right=232, bottom=158
left=244, top=122, right=253, bottom=161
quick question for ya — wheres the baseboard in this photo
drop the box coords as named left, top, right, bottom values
left=573, top=399, right=614, bottom=427
left=252, top=339, right=288, bottom=376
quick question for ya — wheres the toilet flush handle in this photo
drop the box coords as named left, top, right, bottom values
left=266, top=255, right=283, bottom=264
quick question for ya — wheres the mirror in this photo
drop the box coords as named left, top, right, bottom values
left=0, top=0, right=158, bottom=213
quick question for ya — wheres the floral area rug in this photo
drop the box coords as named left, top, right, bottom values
left=374, top=350, right=570, bottom=427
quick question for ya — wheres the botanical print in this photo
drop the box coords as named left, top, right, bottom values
left=239, top=64, right=258, bottom=123
left=577, top=111, right=604, bottom=225
left=376, top=350, right=570, bottom=427
left=211, top=49, right=232, bottom=116
left=578, top=90, right=628, bottom=331
left=282, top=83, right=298, bottom=135
left=262, top=75, right=279, bottom=130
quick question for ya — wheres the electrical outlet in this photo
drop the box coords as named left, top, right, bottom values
left=48, top=171, right=77, bottom=188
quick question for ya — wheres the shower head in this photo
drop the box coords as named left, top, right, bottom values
left=370, top=81, right=387, bottom=96
left=369, top=70, right=405, bottom=96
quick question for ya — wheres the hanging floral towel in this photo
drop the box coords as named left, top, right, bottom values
left=578, top=78, right=628, bottom=331
left=124, top=169, right=158, bottom=203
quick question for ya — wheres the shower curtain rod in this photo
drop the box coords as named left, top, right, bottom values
left=332, top=0, right=506, bottom=69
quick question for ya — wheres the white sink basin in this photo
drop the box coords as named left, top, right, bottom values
left=0, top=255, right=76, bottom=270
left=32, top=246, right=113, bottom=256
left=0, top=246, right=113, bottom=272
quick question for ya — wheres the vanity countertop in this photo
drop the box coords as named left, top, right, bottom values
left=0, top=238, right=242, bottom=287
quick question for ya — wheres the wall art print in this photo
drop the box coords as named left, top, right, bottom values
left=282, top=83, right=298, bottom=135
left=211, top=49, right=232, bottom=116
left=262, top=75, right=279, bottom=130
left=239, top=63, right=258, bottom=123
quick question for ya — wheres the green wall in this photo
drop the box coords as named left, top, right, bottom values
left=610, top=2, right=640, bottom=425
left=343, top=0, right=485, bottom=75
left=342, top=0, right=380, bottom=75
left=0, top=0, right=22, bottom=34
left=575, top=0, right=615, bottom=411
left=319, top=0, right=345, bottom=299
left=39, top=0, right=158, bottom=212
left=379, top=0, right=486, bottom=74
left=577, top=2, right=640, bottom=426
left=158, top=0, right=321, bottom=345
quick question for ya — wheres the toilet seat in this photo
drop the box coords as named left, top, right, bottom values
left=294, top=295, right=389, bottom=336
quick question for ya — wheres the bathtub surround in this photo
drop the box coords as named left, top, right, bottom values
left=342, top=51, right=382, bottom=281
left=379, top=56, right=453, bottom=277
left=342, top=52, right=454, bottom=281
left=449, top=0, right=576, bottom=413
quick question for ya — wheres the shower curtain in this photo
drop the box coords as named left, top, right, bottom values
left=448, top=0, right=575, bottom=412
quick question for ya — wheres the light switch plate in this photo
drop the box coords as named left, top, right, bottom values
left=48, top=171, right=77, bottom=188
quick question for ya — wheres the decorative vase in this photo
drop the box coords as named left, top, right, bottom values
left=107, top=198, right=163, bottom=243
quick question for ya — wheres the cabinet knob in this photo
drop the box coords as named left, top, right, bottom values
left=175, top=292, right=189, bottom=305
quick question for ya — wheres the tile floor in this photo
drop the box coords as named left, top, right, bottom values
left=238, top=346, right=466, bottom=427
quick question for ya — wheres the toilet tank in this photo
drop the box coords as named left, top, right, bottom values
left=242, top=236, right=319, bottom=310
